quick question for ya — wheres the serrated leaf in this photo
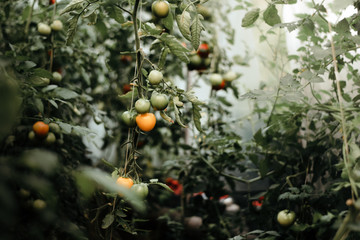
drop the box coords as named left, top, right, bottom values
left=190, top=14, right=203, bottom=50
left=172, top=101, right=187, bottom=128
left=185, top=91, right=204, bottom=132
left=242, top=8, right=260, bottom=27
left=158, top=47, right=170, bottom=69
left=60, top=0, right=86, bottom=15
left=101, top=214, right=114, bottom=229
left=158, top=33, right=190, bottom=63
left=66, top=14, right=80, bottom=45
left=33, top=68, right=53, bottom=78
left=176, top=11, right=191, bottom=41
left=263, top=5, right=281, bottom=27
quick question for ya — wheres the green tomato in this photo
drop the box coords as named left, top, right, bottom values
left=33, top=199, right=47, bottom=210
left=277, top=210, right=296, bottom=227
left=52, top=72, right=62, bottom=83
left=148, top=70, right=163, bottom=85
left=121, top=111, right=137, bottom=127
left=50, top=20, right=63, bottom=31
left=44, top=132, right=56, bottom=145
left=151, top=92, right=169, bottom=111
left=38, top=23, right=51, bottom=35
left=28, top=131, right=36, bottom=141
left=135, top=99, right=151, bottom=113
left=188, top=54, right=202, bottom=70
left=131, top=183, right=149, bottom=199
left=223, top=71, right=237, bottom=82
left=49, top=122, right=61, bottom=134
left=209, top=73, right=223, bottom=86
left=152, top=0, right=170, bottom=18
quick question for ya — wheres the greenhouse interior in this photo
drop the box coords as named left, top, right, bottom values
left=2, top=0, right=360, bottom=239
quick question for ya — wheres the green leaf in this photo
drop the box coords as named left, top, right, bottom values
left=53, top=88, right=79, bottom=100
left=33, top=68, right=53, bottom=79
left=107, top=6, right=125, bottom=24
left=158, top=47, right=170, bottom=69
left=66, top=14, right=80, bottom=45
left=162, top=9, right=173, bottom=31
left=334, top=18, right=350, bottom=34
left=149, top=182, right=174, bottom=192
left=34, top=98, right=44, bottom=114
left=60, top=0, right=86, bottom=15
left=330, top=0, right=356, bottom=11
left=102, top=214, right=115, bottom=229
left=158, top=33, right=190, bottom=63
left=176, top=11, right=191, bottom=41
left=190, top=14, right=203, bottom=50
left=241, top=8, right=260, bottom=27
left=263, top=5, right=281, bottom=27
left=82, top=3, right=100, bottom=18
left=172, top=101, right=187, bottom=128
left=185, top=91, right=204, bottom=132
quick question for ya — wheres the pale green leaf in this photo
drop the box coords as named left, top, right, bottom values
left=241, top=8, right=260, bottom=27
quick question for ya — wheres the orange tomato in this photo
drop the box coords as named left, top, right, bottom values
left=33, top=121, right=49, bottom=138
left=116, top=177, right=134, bottom=189
left=136, top=113, right=156, bottom=132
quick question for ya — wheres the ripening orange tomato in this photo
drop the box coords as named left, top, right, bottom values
left=136, top=113, right=156, bottom=132
left=116, top=177, right=134, bottom=189
left=33, top=121, right=49, bottom=138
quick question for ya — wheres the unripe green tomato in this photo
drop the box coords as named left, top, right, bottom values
left=38, top=23, right=51, bottom=35
left=49, top=123, right=61, bottom=134
left=148, top=70, right=163, bottom=85
left=188, top=54, right=202, bottom=70
left=44, top=132, right=56, bottom=145
left=209, top=73, right=223, bottom=86
left=52, top=72, right=62, bottom=83
left=152, top=0, right=170, bottom=18
left=223, top=71, right=237, bottom=82
left=28, top=131, right=36, bottom=141
left=33, top=199, right=47, bottom=210
left=121, top=111, right=137, bottom=127
left=277, top=210, right=295, bottom=227
left=135, top=99, right=151, bottom=113
left=131, top=183, right=149, bottom=199
left=151, top=92, right=169, bottom=110
left=50, top=20, right=63, bottom=31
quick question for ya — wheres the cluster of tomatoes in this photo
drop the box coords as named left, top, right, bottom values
left=36, top=1, right=64, bottom=86
left=116, top=177, right=149, bottom=199
left=187, top=42, right=212, bottom=72
left=121, top=70, right=170, bottom=132
left=28, top=121, right=62, bottom=146
left=209, top=70, right=238, bottom=91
